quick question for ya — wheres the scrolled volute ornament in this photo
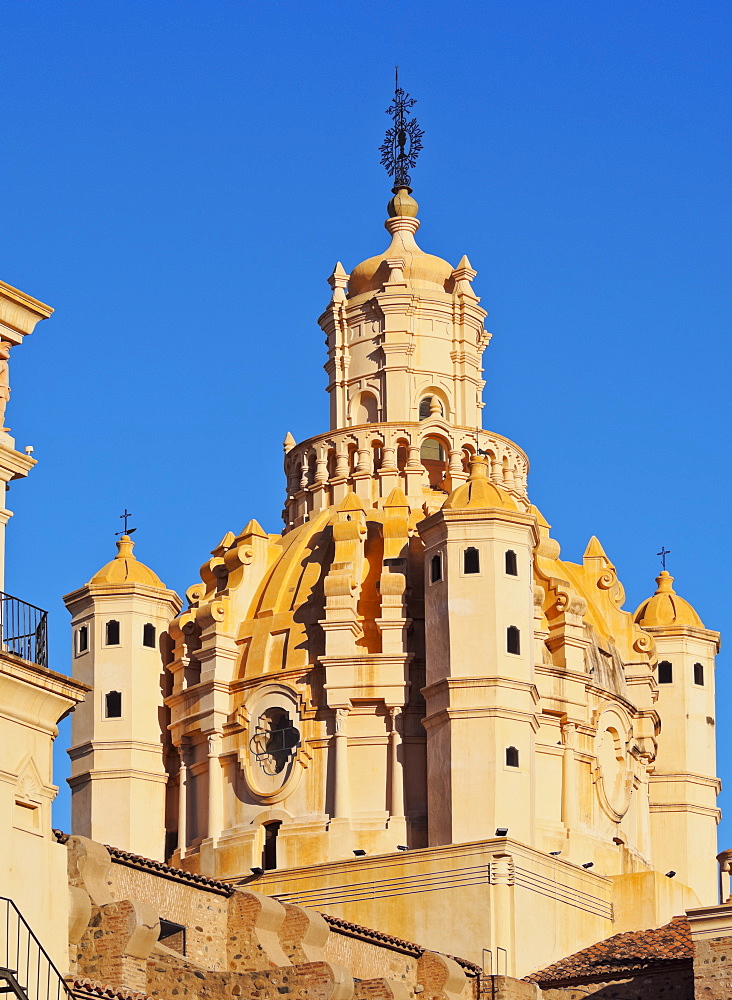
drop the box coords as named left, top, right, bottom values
left=597, top=567, right=617, bottom=591
left=186, top=583, right=206, bottom=608
left=633, top=630, right=655, bottom=656
left=194, top=599, right=226, bottom=630
left=224, top=543, right=254, bottom=573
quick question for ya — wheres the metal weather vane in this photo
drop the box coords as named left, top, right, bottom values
left=379, top=67, right=424, bottom=192
left=116, top=508, right=137, bottom=536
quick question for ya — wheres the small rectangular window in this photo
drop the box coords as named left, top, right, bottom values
left=77, top=625, right=89, bottom=653
left=505, top=550, right=518, bottom=576
left=105, top=691, right=122, bottom=718
left=106, top=620, right=120, bottom=645
left=694, top=662, right=704, bottom=686
left=507, top=626, right=521, bottom=655
left=430, top=553, right=442, bottom=583
left=658, top=661, right=673, bottom=684
left=262, top=820, right=281, bottom=871
left=463, top=547, right=480, bottom=574
left=143, top=623, right=156, bottom=648
left=159, top=920, right=186, bottom=956
left=505, top=746, right=519, bottom=767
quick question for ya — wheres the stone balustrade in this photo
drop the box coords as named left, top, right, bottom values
left=282, top=422, right=529, bottom=529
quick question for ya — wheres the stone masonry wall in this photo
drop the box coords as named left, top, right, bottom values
left=110, top=861, right=229, bottom=970
left=323, top=931, right=419, bottom=984
left=692, top=935, right=732, bottom=999
left=144, top=947, right=353, bottom=1000
left=74, top=902, right=154, bottom=995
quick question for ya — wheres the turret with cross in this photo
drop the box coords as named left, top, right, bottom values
left=64, top=508, right=182, bottom=861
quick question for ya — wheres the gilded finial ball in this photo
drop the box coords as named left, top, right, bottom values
left=387, top=188, right=419, bottom=218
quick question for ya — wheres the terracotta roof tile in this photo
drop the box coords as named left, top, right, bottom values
left=105, top=845, right=235, bottom=895
left=525, top=916, right=692, bottom=986
left=321, top=914, right=480, bottom=974
left=55, top=831, right=234, bottom=896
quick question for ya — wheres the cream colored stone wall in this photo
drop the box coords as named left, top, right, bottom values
left=255, top=839, right=615, bottom=978
left=644, top=627, right=720, bottom=904
left=0, top=655, right=86, bottom=970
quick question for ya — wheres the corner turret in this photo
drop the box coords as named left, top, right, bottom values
left=418, top=456, right=539, bottom=845
left=64, top=535, right=181, bottom=860
left=634, top=571, right=721, bottom=903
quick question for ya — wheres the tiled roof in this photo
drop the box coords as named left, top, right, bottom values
left=323, top=914, right=423, bottom=955
left=54, top=830, right=235, bottom=896
left=105, top=846, right=235, bottom=896
left=72, top=979, right=150, bottom=1000
left=525, top=916, right=692, bottom=986
left=322, top=914, right=480, bottom=974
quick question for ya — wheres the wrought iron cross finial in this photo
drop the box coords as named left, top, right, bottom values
left=657, top=546, right=671, bottom=571
left=116, top=508, right=136, bottom=536
left=379, top=67, right=424, bottom=192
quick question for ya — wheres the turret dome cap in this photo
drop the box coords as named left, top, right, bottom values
left=443, top=456, right=517, bottom=511
left=634, top=571, right=704, bottom=628
left=348, top=188, right=454, bottom=297
left=89, top=535, right=166, bottom=588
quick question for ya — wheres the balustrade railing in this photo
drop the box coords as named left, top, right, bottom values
left=283, top=424, right=530, bottom=530
left=0, top=897, right=73, bottom=1000
left=0, top=593, right=48, bottom=668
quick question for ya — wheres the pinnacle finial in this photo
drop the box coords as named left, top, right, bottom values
left=379, top=69, right=424, bottom=194
left=468, top=455, right=489, bottom=480
left=654, top=570, right=675, bottom=594
left=115, top=534, right=136, bottom=559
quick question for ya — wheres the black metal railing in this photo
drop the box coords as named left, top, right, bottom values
left=0, top=897, right=73, bottom=1000
left=0, top=593, right=48, bottom=668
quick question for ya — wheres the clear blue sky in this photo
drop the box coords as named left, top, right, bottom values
left=2, top=1, right=731, bottom=847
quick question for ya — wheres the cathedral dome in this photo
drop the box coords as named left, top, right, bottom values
left=443, top=455, right=517, bottom=511
left=89, top=535, right=166, bottom=588
left=634, top=571, right=704, bottom=628
left=348, top=189, right=454, bottom=297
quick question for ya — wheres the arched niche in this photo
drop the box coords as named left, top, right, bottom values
left=351, top=390, right=379, bottom=425
left=416, top=387, right=450, bottom=422
left=420, top=434, right=449, bottom=488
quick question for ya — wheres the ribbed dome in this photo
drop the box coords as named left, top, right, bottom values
left=89, top=535, right=166, bottom=588
left=634, top=571, right=704, bottom=628
left=348, top=189, right=454, bottom=297
left=443, top=456, right=517, bottom=511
